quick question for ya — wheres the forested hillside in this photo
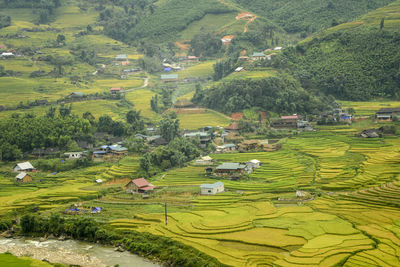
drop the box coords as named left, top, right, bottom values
left=192, top=76, right=335, bottom=115
left=273, top=0, right=400, bottom=100
left=233, top=0, right=395, bottom=34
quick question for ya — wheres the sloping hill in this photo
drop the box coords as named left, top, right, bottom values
left=276, top=0, right=400, bottom=100
left=233, top=0, right=396, bottom=34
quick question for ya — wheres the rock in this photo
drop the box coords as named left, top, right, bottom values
left=47, top=234, right=55, bottom=239
left=39, top=237, right=47, bottom=242
left=58, top=235, right=66, bottom=241
left=114, top=246, right=125, bottom=252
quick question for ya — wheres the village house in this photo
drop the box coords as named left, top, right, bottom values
left=200, top=181, right=224, bottom=195
left=246, top=159, right=261, bottom=170
left=216, top=144, right=237, bottom=153
left=274, top=47, right=283, bottom=51
left=110, top=87, right=124, bottom=94
left=184, top=132, right=212, bottom=148
left=225, top=122, right=239, bottom=132
left=270, top=115, right=299, bottom=129
left=161, top=74, right=178, bottom=82
left=125, top=178, right=155, bottom=194
left=14, top=162, right=36, bottom=172
left=15, top=172, right=32, bottom=183
left=93, top=144, right=128, bottom=159
left=251, top=52, right=267, bottom=60
left=64, top=152, right=84, bottom=159
left=375, top=108, right=400, bottom=121
left=215, top=162, right=250, bottom=176
left=238, top=140, right=260, bottom=152
left=195, top=156, right=213, bottom=165
left=95, top=179, right=103, bottom=184
left=147, top=135, right=168, bottom=146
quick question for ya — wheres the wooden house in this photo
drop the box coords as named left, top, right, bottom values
left=14, top=162, right=36, bottom=172
left=200, top=182, right=224, bottom=195
left=184, top=132, right=212, bottom=148
left=271, top=115, right=299, bottom=129
left=376, top=108, right=400, bottom=121
left=215, top=163, right=250, bottom=176
left=216, top=144, right=237, bottom=153
left=125, top=178, right=155, bottom=194
left=251, top=52, right=267, bottom=60
left=16, top=172, right=32, bottom=183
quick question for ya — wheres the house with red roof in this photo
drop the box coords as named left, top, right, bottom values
left=125, top=178, right=155, bottom=194
left=110, top=87, right=124, bottom=94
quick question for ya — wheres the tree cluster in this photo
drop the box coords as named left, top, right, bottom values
left=193, top=76, right=334, bottom=115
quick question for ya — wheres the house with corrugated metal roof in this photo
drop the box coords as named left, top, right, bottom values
left=200, top=181, right=224, bottom=195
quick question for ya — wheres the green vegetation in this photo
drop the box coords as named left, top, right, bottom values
left=0, top=253, right=54, bottom=267
left=127, top=0, right=234, bottom=42
left=275, top=0, right=400, bottom=100
left=233, top=0, right=395, bottom=34
left=193, top=76, right=335, bottom=114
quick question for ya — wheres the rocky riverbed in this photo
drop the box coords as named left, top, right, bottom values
left=0, top=237, right=159, bottom=267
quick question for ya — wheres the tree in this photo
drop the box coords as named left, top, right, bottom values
left=59, top=104, right=72, bottom=117
left=159, top=117, right=180, bottom=143
left=126, top=109, right=144, bottom=132
left=56, top=34, right=66, bottom=45
left=380, top=18, right=385, bottom=30
left=46, top=106, right=57, bottom=118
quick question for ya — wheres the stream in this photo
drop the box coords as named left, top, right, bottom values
left=0, top=237, right=160, bottom=267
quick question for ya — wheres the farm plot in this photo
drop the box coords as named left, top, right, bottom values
left=110, top=202, right=373, bottom=266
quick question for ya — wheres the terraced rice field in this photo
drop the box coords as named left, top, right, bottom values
left=108, top=131, right=400, bottom=266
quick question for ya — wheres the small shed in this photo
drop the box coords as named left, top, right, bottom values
left=16, top=172, right=32, bottom=183
left=14, top=162, right=36, bottom=172
left=247, top=159, right=261, bottom=170
left=95, top=179, right=103, bottom=184
left=200, top=182, right=224, bottom=195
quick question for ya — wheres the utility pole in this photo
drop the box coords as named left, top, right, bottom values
left=164, top=202, right=167, bottom=225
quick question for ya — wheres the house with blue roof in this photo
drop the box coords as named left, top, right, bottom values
left=200, top=181, right=224, bottom=195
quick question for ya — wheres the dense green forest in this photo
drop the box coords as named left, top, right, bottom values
left=274, top=28, right=400, bottom=100
left=192, top=76, right=335, bottom=115
left=233, top=0, right=395, bottom=34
